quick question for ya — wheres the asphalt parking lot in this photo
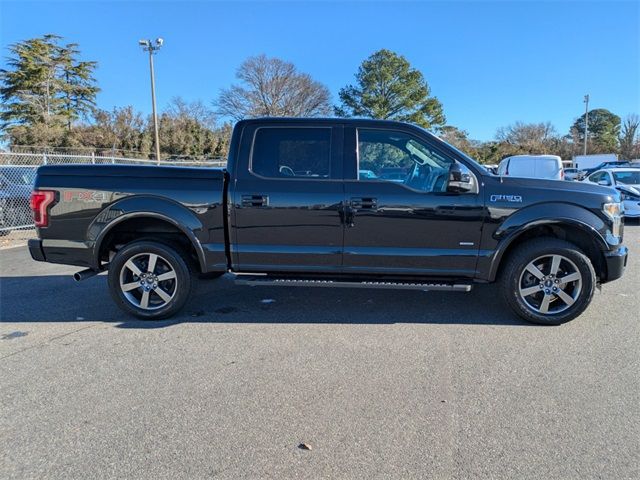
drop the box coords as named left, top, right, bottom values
left=1, top=226, right=639, bottom=480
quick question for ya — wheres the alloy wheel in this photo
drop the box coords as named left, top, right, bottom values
left=518, top=254, right=583, bottom=315
left=119, top=253, right=178, bottom=310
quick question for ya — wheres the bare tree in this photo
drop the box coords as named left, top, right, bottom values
left=495, top=121, right=559, bottom=154
left=165, top=97, right=216, bottom=129
left=619, top=114, right=640, bottom=160
left=215, top=54, right=331, bottom=120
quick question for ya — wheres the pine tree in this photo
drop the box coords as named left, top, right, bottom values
left=336, top=49, right=445, bottom=130
left=0, top=34, right=99, bottom=145
left=59, top=43, right=99, bottom=129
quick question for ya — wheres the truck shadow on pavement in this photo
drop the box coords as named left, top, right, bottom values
left=0, top=273, right=538, bottom=327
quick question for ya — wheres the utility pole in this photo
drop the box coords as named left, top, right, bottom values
left=583, top=94, right=589, bottom=156
left=139, top=38, right=164, bottom=165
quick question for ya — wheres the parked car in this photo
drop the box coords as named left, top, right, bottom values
left=579, top=161, right=633, bottom=179
left=29, top=118, right=627, bottom=325
left=563, top=168, right=581, bottom=181
left=583, top=168, right=640, bottom=219
left=497, top=155, right=564, bottom=180
left=0, top=165, right=36, bottom=230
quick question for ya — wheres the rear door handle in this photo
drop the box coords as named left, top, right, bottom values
left=351, top=197, right=377, bottom=210
left=241, top=194, right=269, bottom=207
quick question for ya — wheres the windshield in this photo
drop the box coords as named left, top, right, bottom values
left=442, top=141, right=494, bottom=171
left=418, top=127, right=482, bottom=171
left=613, top=170, right=640, bottom=185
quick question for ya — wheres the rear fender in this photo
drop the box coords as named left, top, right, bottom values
left=90, top=196, right=206, bottom=270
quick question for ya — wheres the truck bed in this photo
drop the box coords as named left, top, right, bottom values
left=33, top=164, right=228, bottom=271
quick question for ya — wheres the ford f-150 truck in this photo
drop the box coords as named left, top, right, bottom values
left=28, top=118, right=628, bottom=324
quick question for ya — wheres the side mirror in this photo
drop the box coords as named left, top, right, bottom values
left=598, top=180, right=609, bottom=186
left=447, top=162, right=475, bottom=193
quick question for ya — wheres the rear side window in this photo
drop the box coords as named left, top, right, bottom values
left=251, top=127, right=331, bottom=179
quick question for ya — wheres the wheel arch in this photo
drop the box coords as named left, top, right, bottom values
left=91, top=197, right=207, bottom=272
left=489, top=219, right=609, bottom=282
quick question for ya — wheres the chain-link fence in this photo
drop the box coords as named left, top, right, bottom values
left=0, top=151, right=226, bottom=247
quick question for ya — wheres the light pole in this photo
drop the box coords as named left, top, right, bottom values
left=139, top=38, right=163, bottom=164
left=583, top=94, right=589, bottom=156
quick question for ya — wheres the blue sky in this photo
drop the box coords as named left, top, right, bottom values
left=1, top=0, right=638, bottom=140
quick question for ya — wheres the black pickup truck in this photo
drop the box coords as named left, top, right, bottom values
left=29, top=118, right=628, bottom=324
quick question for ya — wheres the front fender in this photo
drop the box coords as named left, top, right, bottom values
left=484, top=202, right=610, bottom=281
left=89, top=195, right=206, bottom=270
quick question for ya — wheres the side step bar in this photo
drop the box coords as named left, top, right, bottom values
left=234, top=276, right=472, bottom=292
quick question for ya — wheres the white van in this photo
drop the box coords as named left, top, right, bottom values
left=497, top=155, right=563, bottom=180
left=573, top=153, right=618, bottom=170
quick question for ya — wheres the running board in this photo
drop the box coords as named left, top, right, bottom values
left=234, top=276, right=472, bottom=292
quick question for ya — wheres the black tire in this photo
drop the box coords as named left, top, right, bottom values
left=108, top=240, right=195, bottom=320
left=499, top=238, right=596, bottom=325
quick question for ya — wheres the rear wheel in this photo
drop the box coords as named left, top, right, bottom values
left=500, top=238, right=596, bottom=325
left=108, top=241, right=195, bottom=320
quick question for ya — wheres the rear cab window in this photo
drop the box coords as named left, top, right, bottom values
left=250, top=127, right=332, bottom=179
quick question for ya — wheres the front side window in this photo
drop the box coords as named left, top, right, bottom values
left=589, top=171, right=610, bottom=185
left=357, top=129, right=454, bottom=193
left=251, top=127, right=331, bottom=179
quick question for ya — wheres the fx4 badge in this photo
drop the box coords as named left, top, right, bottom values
left=63, top=190, right=108, bottom=203
left=490, top=194, right=523, bottom=203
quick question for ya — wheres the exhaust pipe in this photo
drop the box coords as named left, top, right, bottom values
left=73, top=265, right=107, bottom=282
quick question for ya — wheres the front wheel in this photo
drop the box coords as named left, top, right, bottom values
left=500, top=238, right=596, bottom=325
left=108, top=241, right=195, bottom=320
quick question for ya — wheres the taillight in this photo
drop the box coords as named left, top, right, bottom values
left=30, top=190, right=56, bottom=227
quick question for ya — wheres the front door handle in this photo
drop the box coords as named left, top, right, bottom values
left=351, top=197, right=378, bottom=210
left=241, top=194, right=269, bottom=207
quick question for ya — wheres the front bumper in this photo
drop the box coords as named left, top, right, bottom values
left=28, top=239, right=46, bottom=262
left=603, top=246, right=628, bottom=283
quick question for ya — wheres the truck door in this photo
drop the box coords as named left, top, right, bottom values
left=342, top=127, right=484, bottom=277
left=231, top=123, right=345, bottom=273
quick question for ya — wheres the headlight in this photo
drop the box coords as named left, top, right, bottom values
left=603, top=202, right=623, bottom=219
left=603, top=202, right=623, bottom=238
